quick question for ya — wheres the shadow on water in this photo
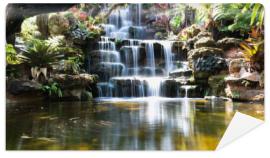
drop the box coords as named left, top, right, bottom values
left=6, top=97, right=264, bottom=150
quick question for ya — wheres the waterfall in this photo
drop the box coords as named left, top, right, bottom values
left=131, top=46, right=139, bottom=75
left=182, top=85, right=193, bottom=98
left=137, top=4, right=142, bottom=26
left=145, top=41, right=156, bottom=76
left=160, top=41, right=174, bottom=75
left=146, top=77, right=163, bottom=96
left=92, top=4, right=190, bottom=98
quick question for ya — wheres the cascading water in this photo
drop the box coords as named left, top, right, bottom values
left=145, top=41, right=156, bottom=76
left=90, top=4, right=189, bottom=98
left=161, top=41, right=174, bottom=75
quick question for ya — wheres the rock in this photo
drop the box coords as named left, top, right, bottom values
left=138, top=67, right=164, bottom=76
left=88, top=50, right=120, bottom=64
left=48, top=13, right=69, bottom=36
left=169, top=69, right=192, bottom=78
left=225, top=80, right=264, bottom=101
left=160, top=79, right=180, bottom=97
left=186, top=37, right=198, bottom=50
left=129, top=26, right=145, bottom=39
left=224, top=74, right=263, bottom=101
left=194, top=37, right=216, bottom=48
left=193, top=56, right=228, bottom=79
left=7, top=79, right=42, bottom=95
left=172, top=41, right=184, bottom=53
left=91, top=62, right=124, bottom=81
left=109, top=77, right=147, bottom=97
left=217, top=37, right=242, bottom=50
left=240, top=69, right=260, bottom=82
left=188, top=47, right=224, bottom=61
left=196, top=31, right=212, bottom=38
left=119, top=46, right=146, bottom=67
left=228, top=58, right=244, bottom=75
left=172, top=41, right=187, bottom=61
left=52, top=73, right=98, bottom=89
left=224, top=48, right=244, bottom=59
left=178, top=85, right=206, bottom=98
left=6, top=79, right=44, bottom=103
left=81, top=90, right=93, bottom=101
left=186, top=31, right=212, bottom=50
left=49, top=74, right=98, bottom=101
left=208, top=74, right=227, bottom=96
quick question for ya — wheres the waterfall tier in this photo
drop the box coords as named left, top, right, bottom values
left=87, top=4, right=196, bottom=98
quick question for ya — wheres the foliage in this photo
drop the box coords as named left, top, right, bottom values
left=177, top=24, right=201, bottom=41
left=69, top=21, right=102, bottom=41
left=20, top=17, right=40, bottom=41
left=69, top=24, right=90, bottom=41
left=42, top=82, right=62, bottom=98
left=195, top=4, right=264, bottom=34
left=170, top=16, right=182, bottom=31
left=20, top=39, right=64, bottom=68
left=240, top=39, right=264, bottom=63
left=6, top=44, right=22, bottom=65
left=63, top=57, right=82, bottom=74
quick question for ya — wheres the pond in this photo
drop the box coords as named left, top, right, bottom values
left=6, top=97, right=263, bottom=150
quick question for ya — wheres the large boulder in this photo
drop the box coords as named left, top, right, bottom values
left=7, top=79, right=42, bottom=95
left=52, top=73, right=98, bottom=89
left=186, top=31, right=212, bottom=50
left=193, top=56, right=227, bottom=79
left=194, top=37, right=216, bottom=48
left=217, top=37, right=242, bottom=50
left=50, top=73, right=98, bottom=101
left=48, top=13, right=69, bottom=36
left=188, top=47, right=224, bottom=62
left=6, top=79, right=44, bottom=103
left=225, top=77, right=263, bottom=101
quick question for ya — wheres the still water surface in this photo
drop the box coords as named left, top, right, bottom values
left=6, top=97, right=264, bottom=150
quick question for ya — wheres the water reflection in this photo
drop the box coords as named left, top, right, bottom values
left=6, top=98, right=263, bottom=150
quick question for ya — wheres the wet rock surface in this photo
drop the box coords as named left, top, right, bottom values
left=169, top=69, right=192, bottom=78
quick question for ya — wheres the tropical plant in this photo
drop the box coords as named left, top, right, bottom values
left=42, top=82, right=62, bottom=98
left=194, top=3, right=264, bottom=39
left=170, top=15, right=182, bottom=31
left=21, top=39, right=64, bottom=68
left=6, top=44, right=21, bottom=65
left=239, top=38, right=264, bottom=71
left=63, top=57, right=81, bottom=74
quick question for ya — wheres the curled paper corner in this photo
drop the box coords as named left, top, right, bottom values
left=216, top=112, right=264, bottom=150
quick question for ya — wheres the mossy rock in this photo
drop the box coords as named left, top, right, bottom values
left=194, top=37, right=216, bottom=48
left=48, top=13, right=69, bottom=36
left=188, top=47, right=224, bottom=61
left=217, top=37, right=242, bottom=50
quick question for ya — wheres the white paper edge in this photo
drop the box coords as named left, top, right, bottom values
left=216, top=112, right=264, bottom=150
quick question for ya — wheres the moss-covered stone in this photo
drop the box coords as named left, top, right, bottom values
left=217, top=37, right=242, bottom=50
left=194, top=37, right=216, bottom=48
